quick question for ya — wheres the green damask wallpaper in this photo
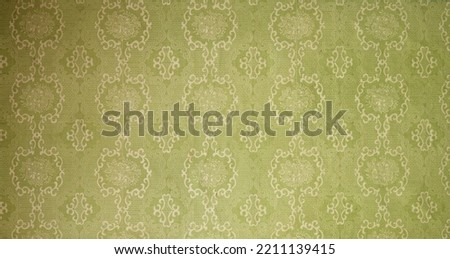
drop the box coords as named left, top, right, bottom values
left=0, top=0, right=450, bottom=239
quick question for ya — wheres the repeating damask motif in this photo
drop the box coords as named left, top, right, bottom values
left=95, top=137, right=151, bottom=238
left=327, top=46, right=353, bottom=79
left=411, top=46, right=437, bottom=78
left=66, top=119, right=93, bottom=152
left=66, top=45, right=94, bottom=79
left=182, top=0, right=237, bottom=72
left=181, top=137, right=238, bottom=237
left=411, top=119, right=436, bottom=151
left=153, top=194, right=180, bottom=228
left=65, top=193, right=94, bottom=225
left=240, top=194, right=267, bottom=227
left=268, top=136, right=325, bottom=238
left=440, top=76, right=450, bottom=124
left=440, top=3, right=450, bottom=52
left=7, top=0, right=66, bottom=239
left=239, top=47, right=267, bottom=80
left=327, top=192, right=353, bottom=225
left=411, top=192, right=437, bottom=224
left=439, top=147, right=450, bottom=196
left=152, top=46, right=180, bottom=80
left=0, top=0, right=449, bottom=238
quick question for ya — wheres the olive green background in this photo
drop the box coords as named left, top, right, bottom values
left=0, top=0, right=450, bottom=238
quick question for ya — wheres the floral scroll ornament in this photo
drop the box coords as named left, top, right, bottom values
left=355, top=74, right=409, bottom=131
left=272, top=221, right=323, bottom=238
left=152, top=124, right=181, bottom=154
left=65, top=193, right=94, bottom=225
left=182, top=137, right=238, bottom=198
left=439, top=75, right=450, bottom=124
left=95, top=137, right=152, bottom=198
left=355, top=146, right=410, bottom=197
left=10, top=3, right=64, bottom=49
left=443, top=219, right=450, bottom=238
left=12, top=221, right=62, bottom=239
left=96, top=2, right=151, bottom=50
left=153, top=46, right=181, bottom=80
left=240, top=194, right=267, bottom=227
left=327, top=192, right=353, bottom=225
left=239, top=123, right=267, bottom=153
left=327, top=118, right=353, bottom=152
left=355, top=0, right=409, bottom=50
left=153, top=194, right=180, bottom=228
left=0, top=196, right=12, bottom=221
left=10, top=74, right=64, bottom=124
left=269, top=0, right=324, bottom=51
left=271, top=193, right=323, bottom=239
left=181, top=74, right=238, bottom=124
left=95, top=73, right=151, bottom=117
left=411, top=192, right=437, bottom=224
left=268, top=74, right=325, bottom=122
left=327, top=46, right=353, bottom=79
left=358, top=219, right=408, bottom=238
left=186, top=220, right=235, bottom=238
left=182, top=137, right=238, bottom=238
left=97, top=221, right=148, bottom=238
left=269, top=136, right=325, bottom=198
left=182, top=1, right=237, bottom=51
left=411, top=119, right=437, bottom=151
left=355, top=0, right=409, bottom=51
left=10, top=146, right=65, bottom=196
left=439, top=146, right=450, bottom=196
left=411, top=46, right=437, bottom=78
left=239, top=46, right=267, bottom=80
left=267, top=134, right=325, bottom=238
left=66, top=45, right=94, bottom=79
left=66, top=119, right=93, bottom=152
left=439, top=3, right=450, bottom=52
left=248, top=0, right=259, bottom=6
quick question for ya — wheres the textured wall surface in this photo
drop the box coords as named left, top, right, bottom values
left=0, top=0, right=450, bottom=238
